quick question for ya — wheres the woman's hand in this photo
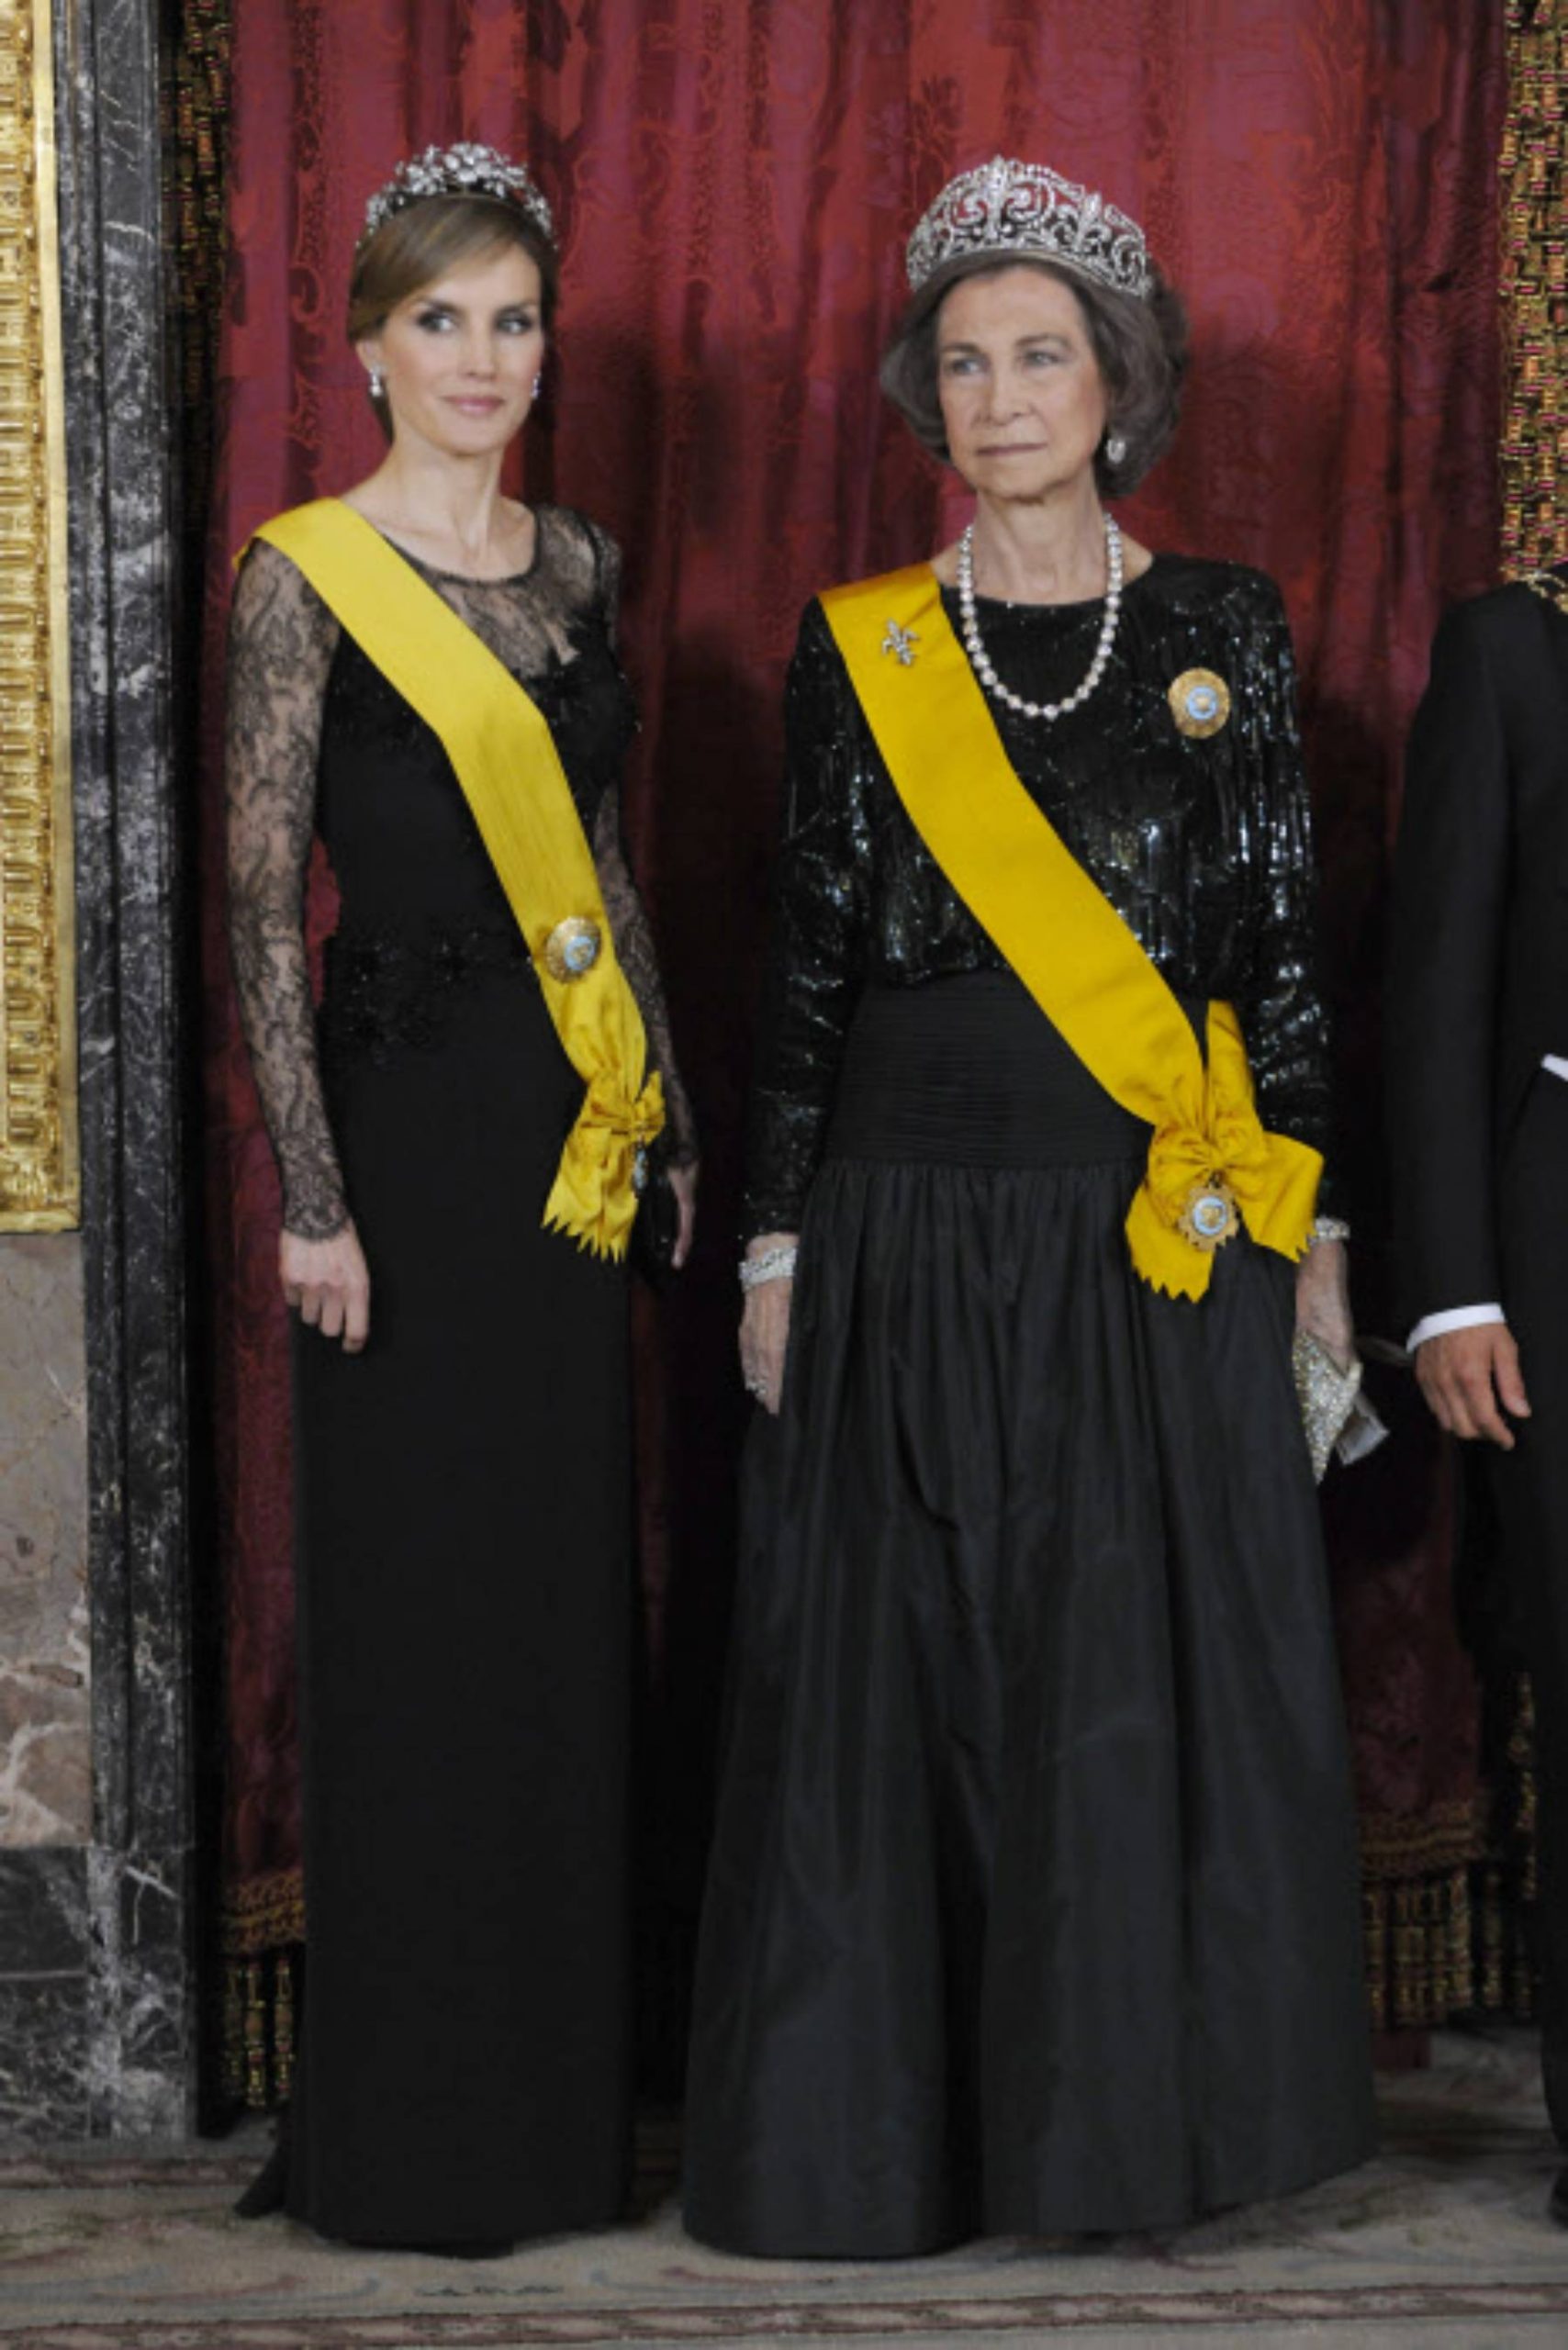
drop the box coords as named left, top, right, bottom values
left=669, top=1160, right=700, bottom=1270
left=281, top=1222, right=371, bottom=1353
left=1294, top=1236, right=1353, bottom=1369
left=739, top=1231, right=797, bottom=1416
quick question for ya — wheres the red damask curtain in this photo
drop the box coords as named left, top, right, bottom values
left=199, top=0, right=1505, bottom=2092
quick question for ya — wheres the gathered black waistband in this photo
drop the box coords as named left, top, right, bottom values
left=823, top=972, right=1170, bottom=1169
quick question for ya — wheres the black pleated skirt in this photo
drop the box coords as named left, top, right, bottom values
left=684, top=972, right=1375, bottom=2257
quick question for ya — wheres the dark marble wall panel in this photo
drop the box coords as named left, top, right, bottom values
left=85, top=1847, right=191, bottom=2134
left=0, top=1848, right=88, bottom=1972
left=0, top=0, right=201, bottom=2143
left=0, top=1237, right=90, bottom=1846
left=59, top=0, right=189, bottom=1875
left=0, top=1978, right=91, bottom=2141
left=0, top=1851, right=89, bottom=2140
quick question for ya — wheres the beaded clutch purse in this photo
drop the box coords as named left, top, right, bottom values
left=1293, top=1331, right=1388, bottom=1483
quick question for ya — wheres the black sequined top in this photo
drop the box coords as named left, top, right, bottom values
left=744, top=554, right=1334, bottom=1237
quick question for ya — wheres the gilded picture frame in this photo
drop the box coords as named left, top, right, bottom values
left=0, top=0, right=76, bottom=1231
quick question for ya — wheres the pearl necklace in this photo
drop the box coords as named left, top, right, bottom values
left=957, top=512, right=1124, bottom=722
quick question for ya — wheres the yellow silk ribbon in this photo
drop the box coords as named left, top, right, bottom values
left=820, top=565, right=1321, bottom=1300
left=249, top=498, right=663, bottom=1259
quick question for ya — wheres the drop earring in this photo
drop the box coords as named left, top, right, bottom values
left=1105, top=431, right=1128, bottom=466
left=368, top=364, right=386, bottom=400
left=532, top=372, right=542, bottom=401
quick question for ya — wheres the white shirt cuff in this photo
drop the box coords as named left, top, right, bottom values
left=1407, top=1303, right=1506, bottom=1352
left=1405, top=1066, right=1566, bottom=1346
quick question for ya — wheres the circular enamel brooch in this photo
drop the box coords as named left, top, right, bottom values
left=1169, top=667, right=1231, bottom=739
left=1177, top=1177, right=1239, bottom=1252
left=543, top=914, right=602, bottom=983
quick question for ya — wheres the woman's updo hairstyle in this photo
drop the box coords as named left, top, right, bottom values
left=879, top=251, right=1188, bottom=500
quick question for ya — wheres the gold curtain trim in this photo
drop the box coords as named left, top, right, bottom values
left=1360, top=1676, right=1540, bottom=2033
left=1362, top=1863, right=1534, bottom=2034
left=1362, top=1868, right=1473, bottom=2033
left=1502, top=0, right=1568, bottom=572
left=171, top=0, right=230, bottom=513
left=223, top=1950, right=297, bottom=2109
left=1359, top=1795, right=1485, bottom=1883
left=221, top=1864, right=305, bottom=1957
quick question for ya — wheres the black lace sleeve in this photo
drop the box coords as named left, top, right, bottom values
left=225, top=540, right=349, bottom=1239
left=592, top=787, right=700, bottom=1165
left=577, top=520, right=700, bottom=1166
left=584, top=515, right=623, bottom=650
left=742, top=602, right=868, bottom=1238
left=1230, top=580, right=1338, bottom=1207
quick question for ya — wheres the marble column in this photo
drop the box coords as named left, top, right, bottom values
left=0, top=0, right=195, bottom=2141
left=0, top=1238, right=91, bottom=2137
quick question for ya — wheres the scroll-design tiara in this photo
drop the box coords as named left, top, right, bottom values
left=361, top=143, right=554, bottom=250
left=905, top=157, right=1152, bottom=302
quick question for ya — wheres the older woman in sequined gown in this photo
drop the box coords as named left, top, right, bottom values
left=683, top=159, right=1374, bottom=2258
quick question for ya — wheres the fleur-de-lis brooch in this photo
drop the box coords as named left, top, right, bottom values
left=881, top=619, right=919, bottom=666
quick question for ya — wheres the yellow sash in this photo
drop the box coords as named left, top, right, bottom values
left=820, top=565, right=1321, bottom=1300
left=250, top=498, right=663, bottom=1259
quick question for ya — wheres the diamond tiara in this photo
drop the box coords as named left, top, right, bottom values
left=905, top=157, right=1152, bottom=302
left=360, top=143, right=554, bottom=250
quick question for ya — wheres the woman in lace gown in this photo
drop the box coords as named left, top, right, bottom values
left=683, top=162, right=1373, bottom=2256
left=226, top=150, right=696, bottom=2250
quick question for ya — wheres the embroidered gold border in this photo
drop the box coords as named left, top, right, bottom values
left=1502, top=0, right=1568, bottom=573
left=1359, top=1794, right=1485, bottom=1885
left=172, top=0, right=230, bottom=519
left=220, top=1863, right=305, bottom=1958
left=0, top=0, right=77, bottom=1231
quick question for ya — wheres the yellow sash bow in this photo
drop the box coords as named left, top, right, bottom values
left=249, top=498, right=663, bottom=1259
left=820, top=565, right=1321, bottom=1300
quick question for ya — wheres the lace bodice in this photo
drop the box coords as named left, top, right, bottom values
left=745, top=555, right=1336, bottom=1237
left=226, top=503, right=696, bottom=1239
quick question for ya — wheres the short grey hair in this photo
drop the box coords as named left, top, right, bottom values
left=879, top=252, right=1188, bottom=498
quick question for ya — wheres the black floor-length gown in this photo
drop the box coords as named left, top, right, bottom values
left=683, top=558, right=1377, bottom=2257
left=226, top=506, right=692, bottom=2248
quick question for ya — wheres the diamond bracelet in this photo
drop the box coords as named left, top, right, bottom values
left=739, top=1245, right=798, bottom=1290
left=1310, top=1216, right=1351, bottom=1247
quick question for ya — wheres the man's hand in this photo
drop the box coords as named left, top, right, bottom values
left=1416, top=1322, right=1530, bottom=1449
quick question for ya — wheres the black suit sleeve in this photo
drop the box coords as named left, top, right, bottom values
left=1386, top=600, right=1513, bottom=1324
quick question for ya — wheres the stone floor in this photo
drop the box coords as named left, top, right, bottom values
left=2, top=2030, right=1567, bottom=2346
